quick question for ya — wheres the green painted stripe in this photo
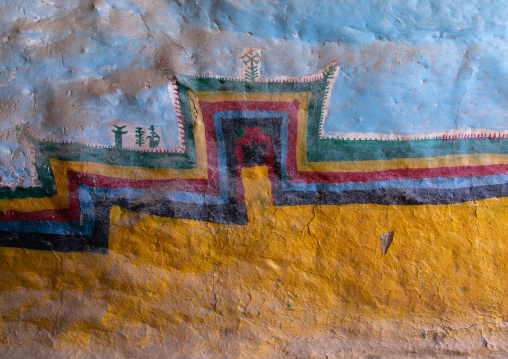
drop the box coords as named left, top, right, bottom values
left=309, top=138, right=508, bottom=162
left=38, top=142, right=195, bottom=169
left=0, top=140, right=197, bottom=200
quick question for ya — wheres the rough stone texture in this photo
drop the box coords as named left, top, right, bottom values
left=1, top=1, right=508, bottom=357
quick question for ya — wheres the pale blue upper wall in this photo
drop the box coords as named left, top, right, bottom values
left=0, top=0, right=507, bottom=183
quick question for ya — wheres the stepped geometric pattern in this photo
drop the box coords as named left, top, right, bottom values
left=1, top=61, right=508, bottom=252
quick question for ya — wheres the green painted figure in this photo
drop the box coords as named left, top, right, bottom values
left=241, top=49, right=260, bottom=82
left=112, top=125, right=128, bottom=149
left=147, top=125, right=160, bottom=148
left=135, top=127, right=145, bottom=147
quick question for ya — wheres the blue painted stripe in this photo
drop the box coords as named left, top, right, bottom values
left=0, top=185, right=95, bottom=235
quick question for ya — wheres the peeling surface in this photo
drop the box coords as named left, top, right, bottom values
left=380, top=230, right=394, bottom=255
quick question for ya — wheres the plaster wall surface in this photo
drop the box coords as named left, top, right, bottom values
left=1, top=1, right=508, bottom=357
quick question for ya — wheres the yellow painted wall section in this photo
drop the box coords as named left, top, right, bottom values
left=1, top=166, right=508, bottom=357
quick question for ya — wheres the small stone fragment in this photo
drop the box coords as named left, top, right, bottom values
left=380, top=231, right=394, bottom=254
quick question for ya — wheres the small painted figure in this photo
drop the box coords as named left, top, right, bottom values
left=112, top=125, right=128, bottom=149
left=241, top=49, right=261, bottom=82
left=135, top=127, right=145, bottom=147
left=147, top=125, right=160, bottom=148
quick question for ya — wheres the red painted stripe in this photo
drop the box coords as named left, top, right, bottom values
left=3, top=96, right=508, bottom=223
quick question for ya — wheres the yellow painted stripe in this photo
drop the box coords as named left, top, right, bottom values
left=300, top=153, right=508, bottom=172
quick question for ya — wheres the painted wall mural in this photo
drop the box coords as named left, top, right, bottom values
left=1, top=48, right=508, bottom=252
left=2, top=1, right=508, bottom=357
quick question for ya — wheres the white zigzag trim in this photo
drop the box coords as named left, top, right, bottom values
left=168, top=80, right=186, bottom=153
left=321, top=129, right=508, bottom=141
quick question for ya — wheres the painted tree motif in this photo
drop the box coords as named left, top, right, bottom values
left=135, top=127, right=145, bottom=147
left=241, top=49, right=261, bottom=82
